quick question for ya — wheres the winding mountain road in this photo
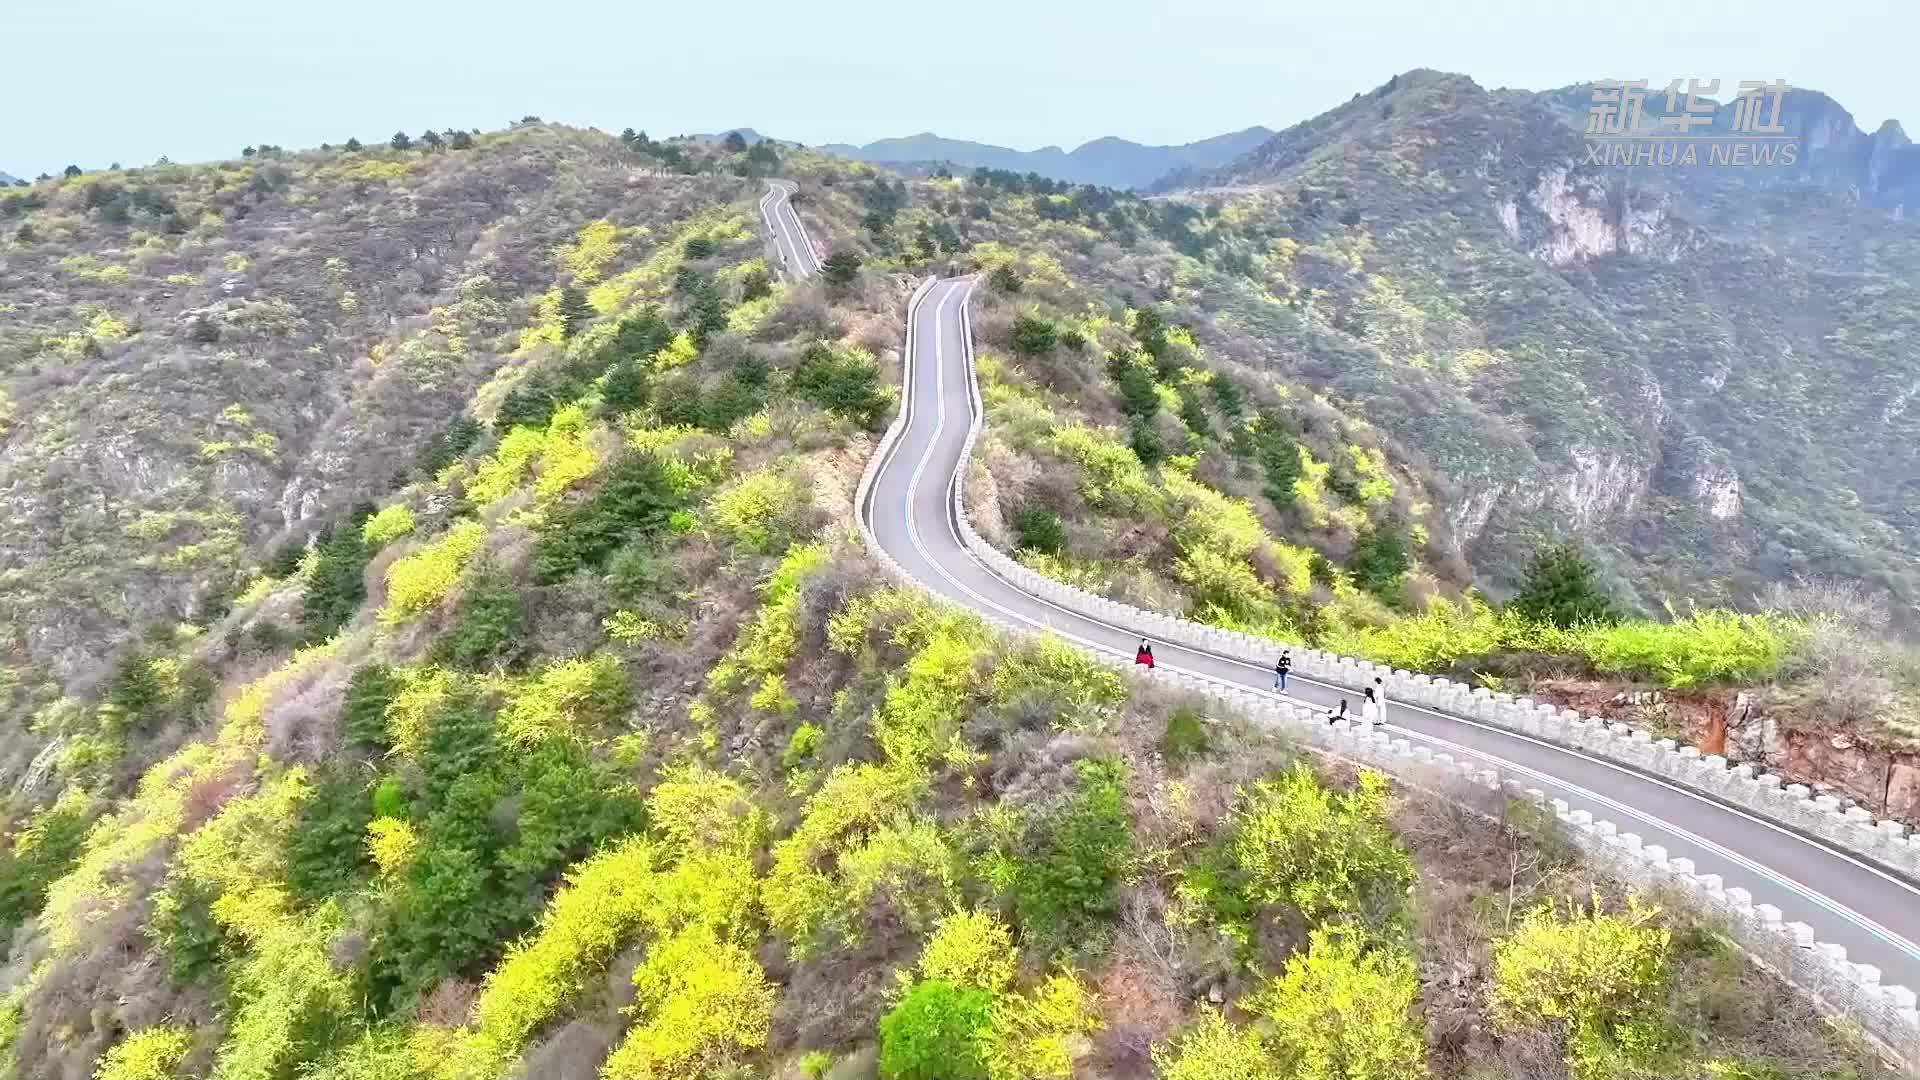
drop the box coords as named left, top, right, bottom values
left=760, top=180, right=819, bottom=279
left=758, top=181, right=1920, bottom=1006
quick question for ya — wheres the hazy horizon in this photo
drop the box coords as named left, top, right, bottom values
left=8, top=0, right=1916, bottom=175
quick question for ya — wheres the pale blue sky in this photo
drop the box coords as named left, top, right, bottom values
left=7, top=0, right=1914, bottom=174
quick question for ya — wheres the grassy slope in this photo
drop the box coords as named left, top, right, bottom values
left=1185, top=70, right=1920, bottom=616
left=0, top=137, right=1888, bottom=1080
left=851, top=88, right=1920, bottom=757
left=0, top=128, right=747, bottom=773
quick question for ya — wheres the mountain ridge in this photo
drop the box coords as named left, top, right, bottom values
left=1184, top=69, right=1920, bottom=212
left=817, top=125, right=1274, bottom=189
left=1132, top=68, right=1920, bottom=621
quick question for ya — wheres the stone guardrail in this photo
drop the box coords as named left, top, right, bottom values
left=949, top=500, right=1920, bottom=883
left=939, top=277, right=1918, bottom=1065
left=938, top=284, right=1920, bottom=884
left=841, top=273, right=1919, bottom=1062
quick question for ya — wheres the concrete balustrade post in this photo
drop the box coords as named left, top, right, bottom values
left=862, top=275, right=1920, bottom=1067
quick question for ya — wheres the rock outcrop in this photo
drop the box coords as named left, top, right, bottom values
left=1537, top=681, right=1920, bottom=826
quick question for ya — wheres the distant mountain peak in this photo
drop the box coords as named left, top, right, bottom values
left=817, top=126, right=1274, bottom=190
left=1166, top=71, right=1920, bottom=215
left=679, top=127, right=771, bottom=146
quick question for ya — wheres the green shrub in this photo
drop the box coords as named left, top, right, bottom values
left=1106, top=351, right=1160, bottom=419
left=601, top=357, right=647, bottom=414
left=1511, top=542, right=1618, bottom=628
left=917, top=909, right=1016, bottom=993
left=301, top=507, right=375, bottom=638
left=653, top=372, right=705, bottom=429
left=1177, top=387, right=1212, bottom=441
left=432, top=567, right=526, bottom=671
left=1010, top=315, right=1057, bottom=358
left=1226, top=765, right=1411, bottom=925
left=1152, top=1010, right=1277, bottom=1080
left=1010, top=758, right=1132, bottom=939
left=496, top=372, right=580, bottom=433
left=371, top=776, right=407, bottom=820
left=559, top=286, right=594, bottom=338
left=246, top=621, right=298, bottom=654
left=1255, top=415, right=1301, bottom=507
left=1250, top=925, right=1426, bottom=1080
left=687, top=278, right=734, bottom=348
left=497, top=739, right=647, bottom=887
left=1127, top=415, right=1166, bottom=467
left=288, top=769, right=374, bottom=902
left=878, top=980, right=994, bottom=1080
left=604, top=307, right=673, bottom=366
left=96, top=1025, right=194, bottom=1080
left=360, top=504, right=416, bottom=548
left=1158, top=704, right=1209, bottom=762
left=380, top=520, right=490, bottom=624
left=606, top=543, right=672, bottom=603
left=1576, top=611, right=1794, bottom=689
left=700, top=357, right=770, bottom=430
left=266, top=538, right=305, bottom=578
left=534, top=451, right=685, bottom=582
left=783, top=723, right=824, bottom=770
left=0, top=789, right=96, bottom=940
left=417, top=415, right=484, bottom=476
left=340, top=664, right=398, bottom=753
left=150, top=873, right=225, bottom=987
left=1012, top=504, right=1066, bottom=556
left=821, top=251, right=861, bottom=287
left=374, top=824, right=510, bottom=1009
left=97, top=647, right=215, bottom=738
left=1492, top=898, right=1675, bottom=1079
left=791, top=343, right=890, bottom=430
left=1347, top=523, right=1410, bottom=600
left=709, top=467, right=811, bottom=554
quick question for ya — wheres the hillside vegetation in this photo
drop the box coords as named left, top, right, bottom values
left=0, top=124, right=1893, bottom=1080
left=800, top=76, right=1920, bottom=797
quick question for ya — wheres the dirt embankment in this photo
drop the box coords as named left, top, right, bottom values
left=1533, top=679, right=1920, bottom=826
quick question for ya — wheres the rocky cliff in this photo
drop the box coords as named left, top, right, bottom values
left=1151, top=70, right=1920, bottom=615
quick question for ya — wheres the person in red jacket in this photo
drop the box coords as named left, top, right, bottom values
left=1134, top=638, right=1155, bottom=668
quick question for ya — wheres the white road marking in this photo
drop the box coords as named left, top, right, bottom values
left=862, top=276, right=1920, bottom=977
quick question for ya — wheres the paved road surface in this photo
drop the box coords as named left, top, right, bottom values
left=860, top=276, right=1920, bottom=993
left=760, top=181, right=819, bottom=279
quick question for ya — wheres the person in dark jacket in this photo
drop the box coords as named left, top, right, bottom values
left=1273, top=650, right=1292, bottom=692
left=1134, top=638, right=1155, bottom=669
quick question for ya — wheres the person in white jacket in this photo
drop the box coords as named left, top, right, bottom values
left=1362, top=677, right=1385, bottom=722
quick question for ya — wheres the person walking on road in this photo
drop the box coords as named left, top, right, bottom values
left=1273, top=650, right=1292, bottom=692
left=1362, top=677, right=1385, bottom=721
left=1134, top=638, right=1155, bottom=669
